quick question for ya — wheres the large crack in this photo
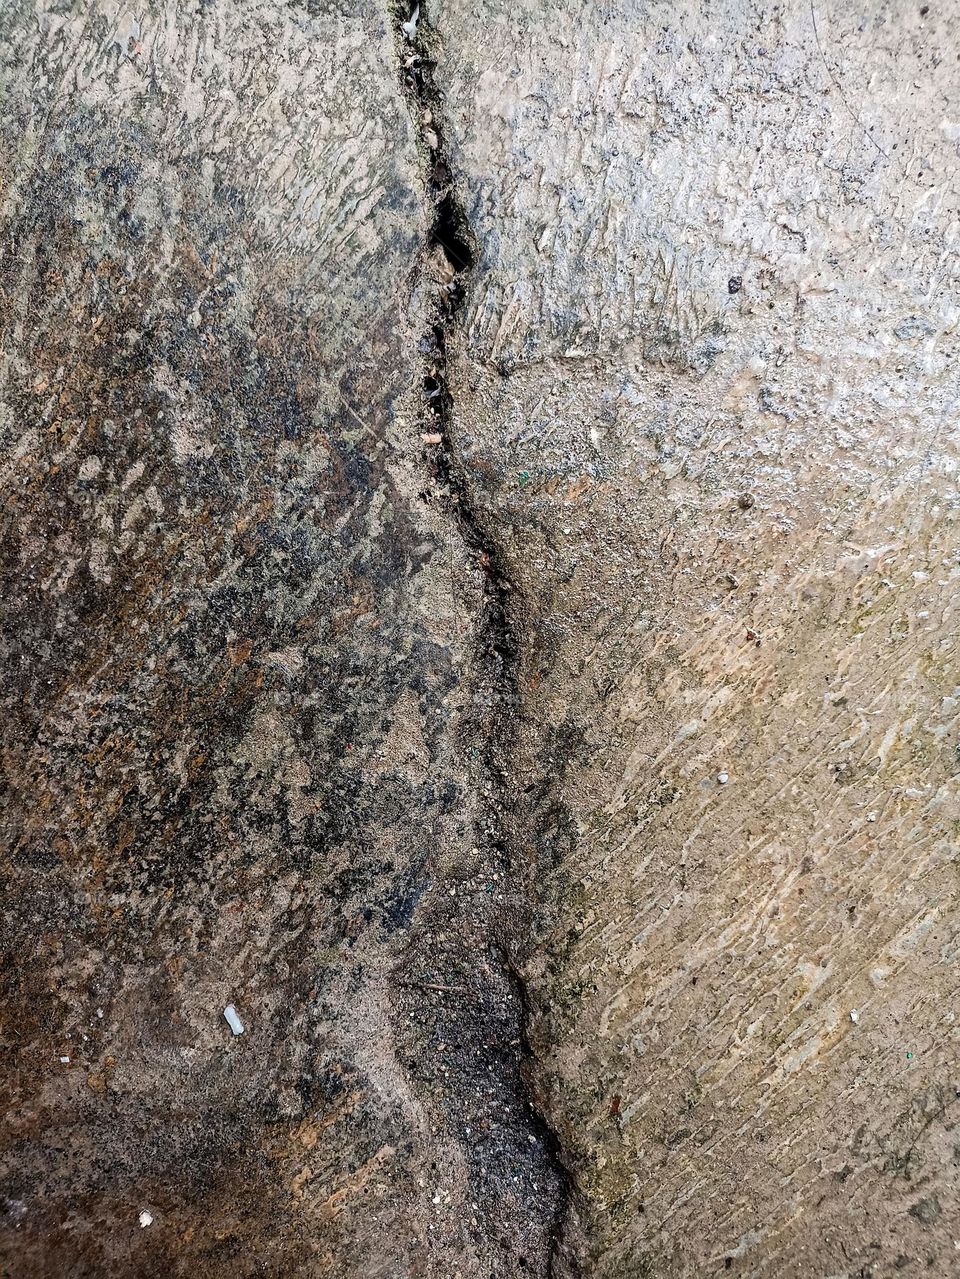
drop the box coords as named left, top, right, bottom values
left=389, top=2, right=573, bottom=1273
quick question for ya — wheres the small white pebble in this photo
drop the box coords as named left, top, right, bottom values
left=850, top=1009, right=861, bottom=1024
left=223, top=1004, right=244, bottom=1036
left=96, top=1008, right=104, bottom=1019
left=138, top=1211, right=153, bottom=1229
left=717, top=771, right=729, bottom=785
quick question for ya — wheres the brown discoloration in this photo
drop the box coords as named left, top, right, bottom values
left=4, top=0, right=960, bottom=1275
left=0, top=0, right=553, bottom=1275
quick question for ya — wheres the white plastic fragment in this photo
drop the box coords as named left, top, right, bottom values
left=138, top=1210, right=153, bottom=1229
left=59, top=1055, right=70, bottom=1064
left=717, top=771, right=729, bottom=785
left=223, top=1004, right=244, bottom=1036
left=401, top=4, right=419, bottom=38
left=850, top=1008, right=861, bottom=1024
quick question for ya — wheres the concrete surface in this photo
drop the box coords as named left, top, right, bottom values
left=0, top=1, right=559, bottom=1274
left=1, top=0, right=958, bottom=1276
left=436, top=0, right=960, bottom=1274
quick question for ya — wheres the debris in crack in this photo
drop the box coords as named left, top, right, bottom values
left=389, top=2, right=572, bottom=1274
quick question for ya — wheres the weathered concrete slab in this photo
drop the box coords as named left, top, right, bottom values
left=0, top=2, right=561, bottom=1275
left=434, top=0, right=960, bottom=1274
left=3, top=0, right=959, bottom=1275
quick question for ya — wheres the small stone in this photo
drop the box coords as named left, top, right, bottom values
left=400, top=3, right=419, bottom=38
left=139, top=1211, right=153, bottom=1228
left=909, top=1197, right=941, bottom=1225
left=717, top=771, right=729, bottom=785
left=223, top=1004, right=245, bottom=1036
left=850, top=1008, right=860, bottom=1024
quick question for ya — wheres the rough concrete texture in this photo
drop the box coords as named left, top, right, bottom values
left=1, top=0, right=958, bottom=1277
left=0, top=2, right=559, bottom=1274
left=436, top=0, right=960, bottom=1274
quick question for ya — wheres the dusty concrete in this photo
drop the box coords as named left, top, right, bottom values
left=435, top=0, right=960, bottom=1274
left=2, top=0, right=959, bottom=1276
left=0, top=2, right=559, bottom=1275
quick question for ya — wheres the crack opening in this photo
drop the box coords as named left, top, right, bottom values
left=432, top=190, right=476, bottom=274
left=390, top=0, right=574, bottom=1272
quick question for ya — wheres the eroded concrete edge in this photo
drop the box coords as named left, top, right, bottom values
left=386, top=1, right=575, bottom=1271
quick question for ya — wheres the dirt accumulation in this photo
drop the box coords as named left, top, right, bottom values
left=386, top=0, right=571, bottom=1269
left=2, top=0, right=960, bottom=1277
left=0, top=0, right=569, bottom=1275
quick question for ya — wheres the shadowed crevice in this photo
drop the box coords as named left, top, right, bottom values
left=389, top=1, right=574, bottom=1272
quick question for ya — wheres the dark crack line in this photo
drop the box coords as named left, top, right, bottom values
left=389, top=2, right=574, bottom=1272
